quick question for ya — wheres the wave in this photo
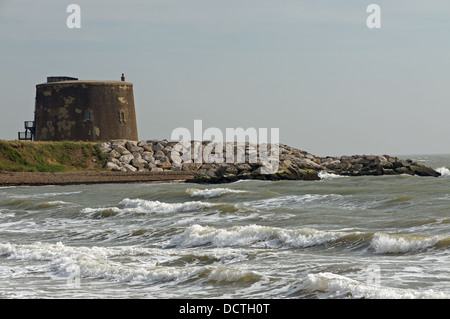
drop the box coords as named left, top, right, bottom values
left=370, top=232, right=450, bottom=254
left=81, top=198, right=216, bottom=217
left=205, top=266, right=261, bottom=284
left=0, top=241, right=261, bottom=287
left=81, top=207, right=122, bottom=218
left=318, top=171, right=346, bottom=180
left=119, top=198, right=215, bottom=213
left=239, top=194, right=346, bottom=210
left=0, top=241, right=207, bottom=285
left=186, top=187, right=248, bottom=198
left=0, top=209, right=15, bottom=219
left=299, top=272, right=449, bottom=299
left=436, top=167, right=450, bottom=177
left=0, top=198, right=73, bottom=210
left=165, top=225, right=450, bottom=254
left=37, top=200, right=72, bottom=208
left=165, top=224, right=349, bottom=249
left=239, top=192, right=440, bottom=212
left=7, top=191, right=82, bottom=199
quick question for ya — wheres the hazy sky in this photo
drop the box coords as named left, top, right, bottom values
left=1, top=0, right=450, bottom=156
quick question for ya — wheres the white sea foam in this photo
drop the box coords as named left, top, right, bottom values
left=0, top=241, right=266, bottom=287
left=8, top=191, right=82, bottom=199
left=302, top=272, right=449, bottom=299
left=165, top=224, right=347, bottom=249
left=0, top=241, right=207, bottom=284
left=0, top=209, right=14, bottom=219
left=186, top=188, right=247, bottom=198
left=43, top=200, right=71, bottom=207
left=240, top=194, right=345, bottom=210
left=370, top=232, right=447, bottom=254
left=318, top=171, right=346, bottom=180
left=231, top=179, right=266, bottom=184
left=81, top=198, right=215, bottom=216
left=120, top=198, right=215, bottom=213
left=47, top=200, right=68, bottom=205
left=436, top=167, right=450, bottom=177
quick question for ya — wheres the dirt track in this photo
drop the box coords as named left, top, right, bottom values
left=0, top=171, right=197, bottom=186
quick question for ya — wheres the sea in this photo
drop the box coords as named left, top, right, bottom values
left=0, top=154, right=449, bottom=300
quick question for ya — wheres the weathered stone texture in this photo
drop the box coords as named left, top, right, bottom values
left=99, top=140, right=441, bottom=182
left=34, top=80, right=138, bottom=142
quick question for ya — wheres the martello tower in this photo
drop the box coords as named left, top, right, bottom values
left=19, top=75, right=138, bottom=142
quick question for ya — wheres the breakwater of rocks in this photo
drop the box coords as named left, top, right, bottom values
left=99, top=139, right=441, bottom=183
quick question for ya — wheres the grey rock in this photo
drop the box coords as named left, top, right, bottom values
left=236, top=163, right=252, bottom=171
left=170, top=163, right=182, bottom=171
left=123, top=164, right=137, bottom=172
left=142, top=145, right=153, bottom=153
left=130, top=146, right=143, bottom=153
left=125, top=140, right=137, bottom=150
left=206, top=168, right=218, bottom=177
left=119, top=154, right=134, bottom=164
left=131, top=158, right=147, bottom=168
left=160, top=156, right=170, bottom=163
left=143, top=154, right=155, bottom=163
left=107, top=150, right=121, bottom=159
left=325, top=160, right=341, bottom=170
left=153, top=150, right=165, bottom=159
left=107, top=157, right=120, bottom=164
left=114, top=145, right=128, bottom=155
left=225, top=166, right=239, bottom=174
left=152, top=143, right=164, bottom=152
left=295, top=158, right=323, bottom=170
left=111, top=139, right=127, bottom=147
left=106, top=162, right=120, bottom=171
left=137, top=141, right=148, bottom=147
left=170, top=153, right=183, bottom=165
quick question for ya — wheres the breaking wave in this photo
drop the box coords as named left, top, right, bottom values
left=0, top=241, right=206, bottom=284
left=318, top=171, right=345, bottom=180
left=239, top=194, right=346, bottom=210
left=205, top=266, right=261, bottom=284
left=0, top=209, right=15, bottom=219
left=119, top=198, right=215, bottom=213
left=165, top=224, right=350, bottom=249
left=7, top=191, right=82, bottom=199
left=0, top=242, right=261, bottom=286
left=165, top=224, right=450, bottom=253
left=186, top=188, right=248, bottom=198
left=298, top=272, right=449, bottom=299
left=37, top=200, right=71, bottom=208
left=370, top=232, right=450, bottom=254
left=81, top=198, right=215, bottom=217
left=436, top=167, right=450, bottom=177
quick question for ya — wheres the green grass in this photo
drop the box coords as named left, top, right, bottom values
left=0, top=140, right=107, bottom=173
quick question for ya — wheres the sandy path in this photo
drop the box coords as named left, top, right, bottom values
left=0, top=171, right=197, bottom=186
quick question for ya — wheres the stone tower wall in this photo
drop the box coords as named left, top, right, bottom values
left=34, top=80, right=138, bottom=142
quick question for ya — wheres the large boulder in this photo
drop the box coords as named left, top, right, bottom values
left=410, top=164, right=441, bottom=177
left=152, top=142, right=164, bottom=152
left=119, top=154, right=134, bottom=164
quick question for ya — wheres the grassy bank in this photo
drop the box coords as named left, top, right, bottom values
left=0, top=140, right=106, bottom=173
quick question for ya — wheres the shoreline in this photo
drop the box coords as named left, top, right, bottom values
left=0, top=171, right=197, bottom=187
left=0, top=140, right=442, bottom=187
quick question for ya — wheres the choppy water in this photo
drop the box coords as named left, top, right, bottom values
left=0, top=154, right=449, bottom=299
